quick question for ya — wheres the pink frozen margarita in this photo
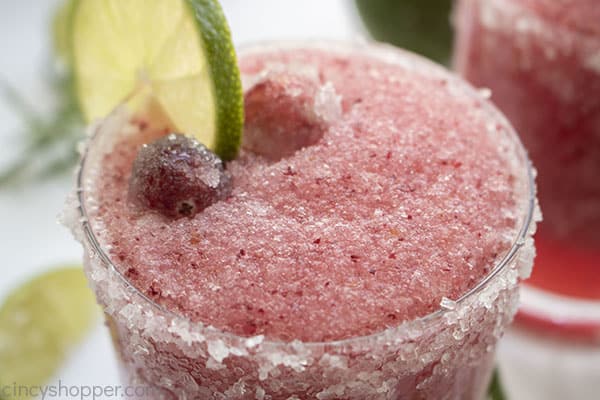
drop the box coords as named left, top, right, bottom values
left=71, top=42, right=537, bottom=399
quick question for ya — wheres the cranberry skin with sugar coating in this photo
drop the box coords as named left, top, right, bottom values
left=128, top=133, right=232, bottom=218
left=243, top=72, right=330, bottom=161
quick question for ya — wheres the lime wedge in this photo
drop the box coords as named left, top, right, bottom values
left=71, top=0, right=243, bottom=160
left=0, top=267, right=98, bottom=399
left=52, top=0, right=77, bottom=67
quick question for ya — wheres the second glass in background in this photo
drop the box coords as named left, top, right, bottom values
left=454, top=0, right=600, bottom=398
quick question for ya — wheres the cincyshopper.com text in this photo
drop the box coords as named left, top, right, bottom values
left=1, top=381, right=155, bottom=399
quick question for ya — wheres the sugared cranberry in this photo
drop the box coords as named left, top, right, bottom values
left=128, top=133, right=231, bottom=218
left=243, top=72, right=335, bottom=161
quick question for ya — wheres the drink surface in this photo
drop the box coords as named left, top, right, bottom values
left=456, top=0, right=600, bottom=300
left=88, top=44, right=525, bottom=342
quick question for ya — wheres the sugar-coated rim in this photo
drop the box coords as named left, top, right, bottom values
left=77, top=40, right=537, bottom=347
left=485, top=0, right=600, bottom=39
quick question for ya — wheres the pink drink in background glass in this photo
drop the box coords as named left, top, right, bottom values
left=67, top=42, right=537, bottom=399
left=455, top=0, right=600, bottom=320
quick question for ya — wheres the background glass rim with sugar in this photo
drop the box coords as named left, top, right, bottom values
left=477, top=0, right=600, bottom=37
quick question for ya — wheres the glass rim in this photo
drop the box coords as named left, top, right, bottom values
left=76, top=40, right=538, bottom=348
left=485, top=0, right=600, bottom=39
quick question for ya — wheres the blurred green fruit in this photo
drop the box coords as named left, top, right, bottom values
left=0, top=267, right=98, bottom=399
left=355, top=0, right=453, bottom=64
left=52, top=0, right=77, bottom=67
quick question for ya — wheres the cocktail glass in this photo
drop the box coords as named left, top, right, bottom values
left=67, top=41, right=538, bottom=400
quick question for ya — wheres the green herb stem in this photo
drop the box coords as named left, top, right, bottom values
left=0, top=73, right=83, bottom=188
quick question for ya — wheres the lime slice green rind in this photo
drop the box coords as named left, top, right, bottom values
left=0, top=267, right=98, bottom=399
left=186, top=0, right=244, bottom=161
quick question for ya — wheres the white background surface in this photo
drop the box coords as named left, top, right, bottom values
left=0, top=0, right=362, bottom=395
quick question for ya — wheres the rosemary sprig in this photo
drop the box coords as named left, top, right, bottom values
left=0, top=71, right=84, bottom=188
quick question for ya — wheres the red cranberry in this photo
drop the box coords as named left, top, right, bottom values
left=128, top=133, right=231, bottom=218
left=243, top=72, right=335, bottom=161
